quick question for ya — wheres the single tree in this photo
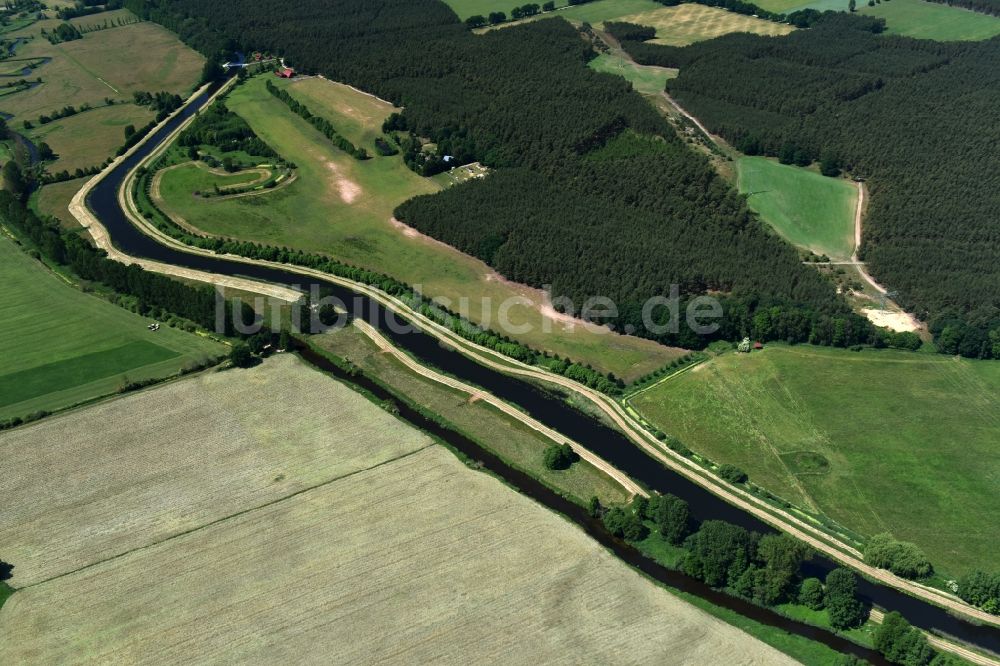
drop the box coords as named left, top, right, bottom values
left=826, top=568, right=866, bottom=629
left=799, top=577, right=825, bottom=610
left=229, top=342, right=256, bottom=368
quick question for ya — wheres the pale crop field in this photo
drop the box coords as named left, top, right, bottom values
left=0, top=438, right=793, bottom=665
left=618, top=4, right=795, bottom=46
left=0, top=355, right=431, bottom=587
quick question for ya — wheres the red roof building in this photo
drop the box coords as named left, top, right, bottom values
left=276, top=67, right=295, bottom=78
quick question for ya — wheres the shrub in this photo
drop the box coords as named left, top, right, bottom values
left=543, top=443, right=578, bottom=470
left=718, top=463, right=748, bottom=484
left=799, top=577, right=825, bottom=610
left=864, top=533, right=933, bottom=579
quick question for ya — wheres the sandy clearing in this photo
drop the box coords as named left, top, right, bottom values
left=325, top=160, right=361, bottom=203
left=862, top=308, right=920, bottom=332
left=0, top=444, right=795, bottom=666
left=0, top=355, right=430, bottom=587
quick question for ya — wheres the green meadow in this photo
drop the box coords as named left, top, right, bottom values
left=737, top=156, right=856, bottom=261
left=861, top=0, right=1000, bottom=40
left=588, top=53, right=675, bottom=96
left=629, top=344, right=1000, bottom=575
left=753, top=0, right=1000, bottom=41
left=0, top=234, right=225, bottom=419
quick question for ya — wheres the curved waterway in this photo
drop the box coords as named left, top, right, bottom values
left=86, top=78, right=1000, bottom=656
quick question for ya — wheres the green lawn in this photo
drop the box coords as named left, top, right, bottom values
left=753, top=0, right=1000, bottom=40
left=737, top=156, right=856, bottom=261
left=156, top=75, right=681, bottom=381
left=629, top=344, right=1000, bottom=575
left=0, top=234, right=225, bottom=419
left=588, top=52, right=675, bottom=96
left=861, top=0, right=1000, bottom=40
left=448, top=0, right=660, bottom=21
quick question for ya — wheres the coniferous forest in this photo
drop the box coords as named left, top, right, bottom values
left=620, top=14, right=1000, bottom=357
left=121, top=0, right=875, bottom=350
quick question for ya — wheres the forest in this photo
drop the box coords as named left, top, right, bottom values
left=618, top=13, right=1000, bottom=357
left=120, top=0, right=871, bottom=349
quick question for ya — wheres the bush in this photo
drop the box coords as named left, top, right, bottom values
left=229, top=342, right=258, bottom=368
left=864, top=533, right=933, bottom=579
left=957, top=570, right=1000, bottom=613
left=542, top=443, right=578, bottom=470
left=799, top=577, right=825, bottom=610
left=603, top=505, right=648, bottom=541
left=718, top=463, right=748, bottom=484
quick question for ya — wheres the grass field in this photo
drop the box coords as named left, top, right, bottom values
left=617, top=4, right=796, bottom=45
left=0, top=354, right=795, bottom=664
left=860, top=0, right=1000, bottom=40
left=629, top=344, right=1000, bottom=574
left=32, top=176, right=87, bottom=227
left=588, top=52, right=676, bottom=96
left=0, top=17, right=203, bottom=123
left=752, top=0, right=1000, bottom=39
left=314, top=325, right=631, bottom=505
left=156, top=75, right=682, bottom=380
left=28, top=103, right=154, bottom=172
left=737, top=156, right=857, bottom=261
left=0, top=234, right=224, bottom=419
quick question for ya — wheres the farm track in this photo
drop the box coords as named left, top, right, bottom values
left=65, top=75, right=1000, bottom=659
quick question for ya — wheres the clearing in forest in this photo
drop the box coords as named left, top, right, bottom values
left=737, top=156, right=857, bottom=261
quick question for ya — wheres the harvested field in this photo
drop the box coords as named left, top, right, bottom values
left=618, top=4, right=795, bottom=46
left=0, top=355, right=795, bottom=664
left=0, top=355, right=430, bottom=587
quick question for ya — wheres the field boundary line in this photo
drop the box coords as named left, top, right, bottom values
left=21, top=442, right=436, bottom=590
left=67, top=73, right=1000, bottom=631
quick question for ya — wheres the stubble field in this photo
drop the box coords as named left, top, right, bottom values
left=0, top=355, right=793, bottom=665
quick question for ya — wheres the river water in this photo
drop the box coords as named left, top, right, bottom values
left=84, top=77, right=1000, bottom=656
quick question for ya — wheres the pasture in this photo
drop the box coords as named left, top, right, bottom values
left=156, top=75, right=681, bottom=380
left=588, top=52, right=676, bottom=96
left=33, top=176, right=87, bottom=227
left=28, top=103, right=154, bottom=173
left=629, top=344, right=1000, bottom=575
left=0, top=354, right=794, bottom=664
left=737, top=156, right=857, bottom=261
left=0, top=17, right=203, bottom=123
left=617, top=4, right=795, bottom=45
left=860, top=0, right=1000, bottom=40
left=0, top=233, right=224, bottom=419
left=315, top=325, right=631, bottom=505
left=753, top=0, right=1000, bottom=39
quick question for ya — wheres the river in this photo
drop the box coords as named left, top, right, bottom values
left=84, top=77, right=1000, bottom=657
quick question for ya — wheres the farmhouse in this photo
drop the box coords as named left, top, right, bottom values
left=276, top=67, right=295, bottom=78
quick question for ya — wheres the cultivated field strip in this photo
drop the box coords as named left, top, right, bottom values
left=0, top=445, right=795, bottom=665
left=0, top=355, right=431, bottom=587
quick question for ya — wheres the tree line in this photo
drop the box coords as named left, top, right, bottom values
left=264, top=79, right=367, bottom=160
left=0, top=190, right=250, bottom=336
left=617, top=13, right=1000, bottom=357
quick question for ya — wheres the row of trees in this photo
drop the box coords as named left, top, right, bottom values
left=957, top=571, right=1000, bottom=614
left=600, top=495, right=871, bottom=629
left=264, top=80, right=368, bottom=160
left=616, top=13, right=1000, bottom=355
left=0, top=190, right=250, bottom=335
